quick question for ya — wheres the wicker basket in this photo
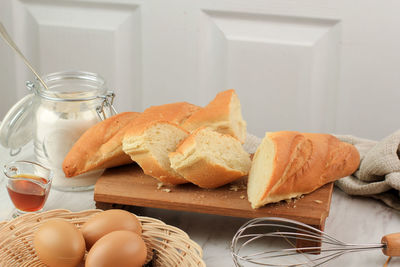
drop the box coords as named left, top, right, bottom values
left=0, top=209, right=206, bottom=267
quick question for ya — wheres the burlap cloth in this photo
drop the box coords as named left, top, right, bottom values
left=244, top=131, right=400, bottom=210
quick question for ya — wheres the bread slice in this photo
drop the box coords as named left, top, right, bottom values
left=63, top=112, right=141, bottom=177
left=121, top=102, right=201, bottom=184
left=122, top=121, right=189, bottom=185
left=247, top=131, right=360, bottom=209
left=169, top=127, right=251, bottom=189
left=181, top=89, right=247, bottom=143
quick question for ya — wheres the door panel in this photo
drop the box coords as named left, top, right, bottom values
left=199, top=11, right=340, bottom=134
left=17, top=0, right=142, bottom=112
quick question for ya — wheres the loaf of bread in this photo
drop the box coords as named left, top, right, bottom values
left=247, top=131, right=360, bottom=209
left=63, top=112, right=141, bottom=177
left=181, top=89, right=247, bottom=143
left=169, top=127, right=251, bottom=189
left=123, top=121, right=189, bottom=185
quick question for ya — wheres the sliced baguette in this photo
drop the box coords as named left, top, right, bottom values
left=247, top=131, right=360, bottom=208
left=123, top=121, right=189, bottom=185
left=169, top=127, right=251, bottom=189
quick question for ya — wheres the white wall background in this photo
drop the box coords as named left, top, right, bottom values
left=0, top=0, right=399, bottom=141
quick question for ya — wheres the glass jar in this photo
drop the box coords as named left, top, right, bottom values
left=0, top=71, right=116, bottom=191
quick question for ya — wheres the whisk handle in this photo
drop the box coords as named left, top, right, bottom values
left=382, top=233, right=400, bottom=256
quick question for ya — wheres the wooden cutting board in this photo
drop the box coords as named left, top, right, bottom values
left=94, top=163, right=334, bottom=229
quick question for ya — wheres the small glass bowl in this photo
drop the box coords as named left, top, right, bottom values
left=3, top=160, right=53, bottom=214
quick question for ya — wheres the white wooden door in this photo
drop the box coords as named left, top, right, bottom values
left=1, top=0, right=399, bottom=140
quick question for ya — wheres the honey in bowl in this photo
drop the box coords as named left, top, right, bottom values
left=3, top=160, right=53, bottom=214
left=7, top=174, right=49, bottom=212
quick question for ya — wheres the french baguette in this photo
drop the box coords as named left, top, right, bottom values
left=63, top=112, right=141, bottom=177
left=247, top=131, right=360, bottom=209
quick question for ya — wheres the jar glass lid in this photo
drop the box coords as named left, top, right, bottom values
left=36, top=71, right=107, bottom=101
left=0, top=94, right=35, bottom=152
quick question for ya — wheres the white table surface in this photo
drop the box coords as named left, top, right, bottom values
left=0, top=144, right=399, bottom=267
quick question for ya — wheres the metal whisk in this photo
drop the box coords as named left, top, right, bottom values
left=231, top=217, right=400, bottom=266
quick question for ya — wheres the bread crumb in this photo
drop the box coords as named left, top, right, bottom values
left=161, top=188, right=171, bottom=193
left=229, top=185, right=239, bottom=191
left=284, top=199, right=292, bottom=204
left=157, top=182, right=164, bottom=189
left=240, top=195, right=245, bottom=199
left=229, top=184, right=247, bottom=192
left=314, top=200, right=323, bottom=204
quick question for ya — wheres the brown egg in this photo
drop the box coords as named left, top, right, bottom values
left=81, top=209, right=142, bottom=249
left=33, top=219, right=85, bottom=267
left=85, top=230, right=147, bottom=267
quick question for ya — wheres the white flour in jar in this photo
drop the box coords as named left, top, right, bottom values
left=35, top=103, right=103, bottom=190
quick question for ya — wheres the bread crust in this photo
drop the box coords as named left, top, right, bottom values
left=181, top=91, right=231, bottom=130
left=171, top=157, right=247, bottom=189
left=123, top=102, right=201, bottom=137
left=63, top=112, right=141, bottom=177
left=142, top=102, right=201, bottom=125
left=249, top=131, right=360, bottom=208
left=181, top=89, right=246, bottom=143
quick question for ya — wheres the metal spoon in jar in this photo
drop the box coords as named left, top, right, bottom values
left=0, top=22, right=49, bottom=90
